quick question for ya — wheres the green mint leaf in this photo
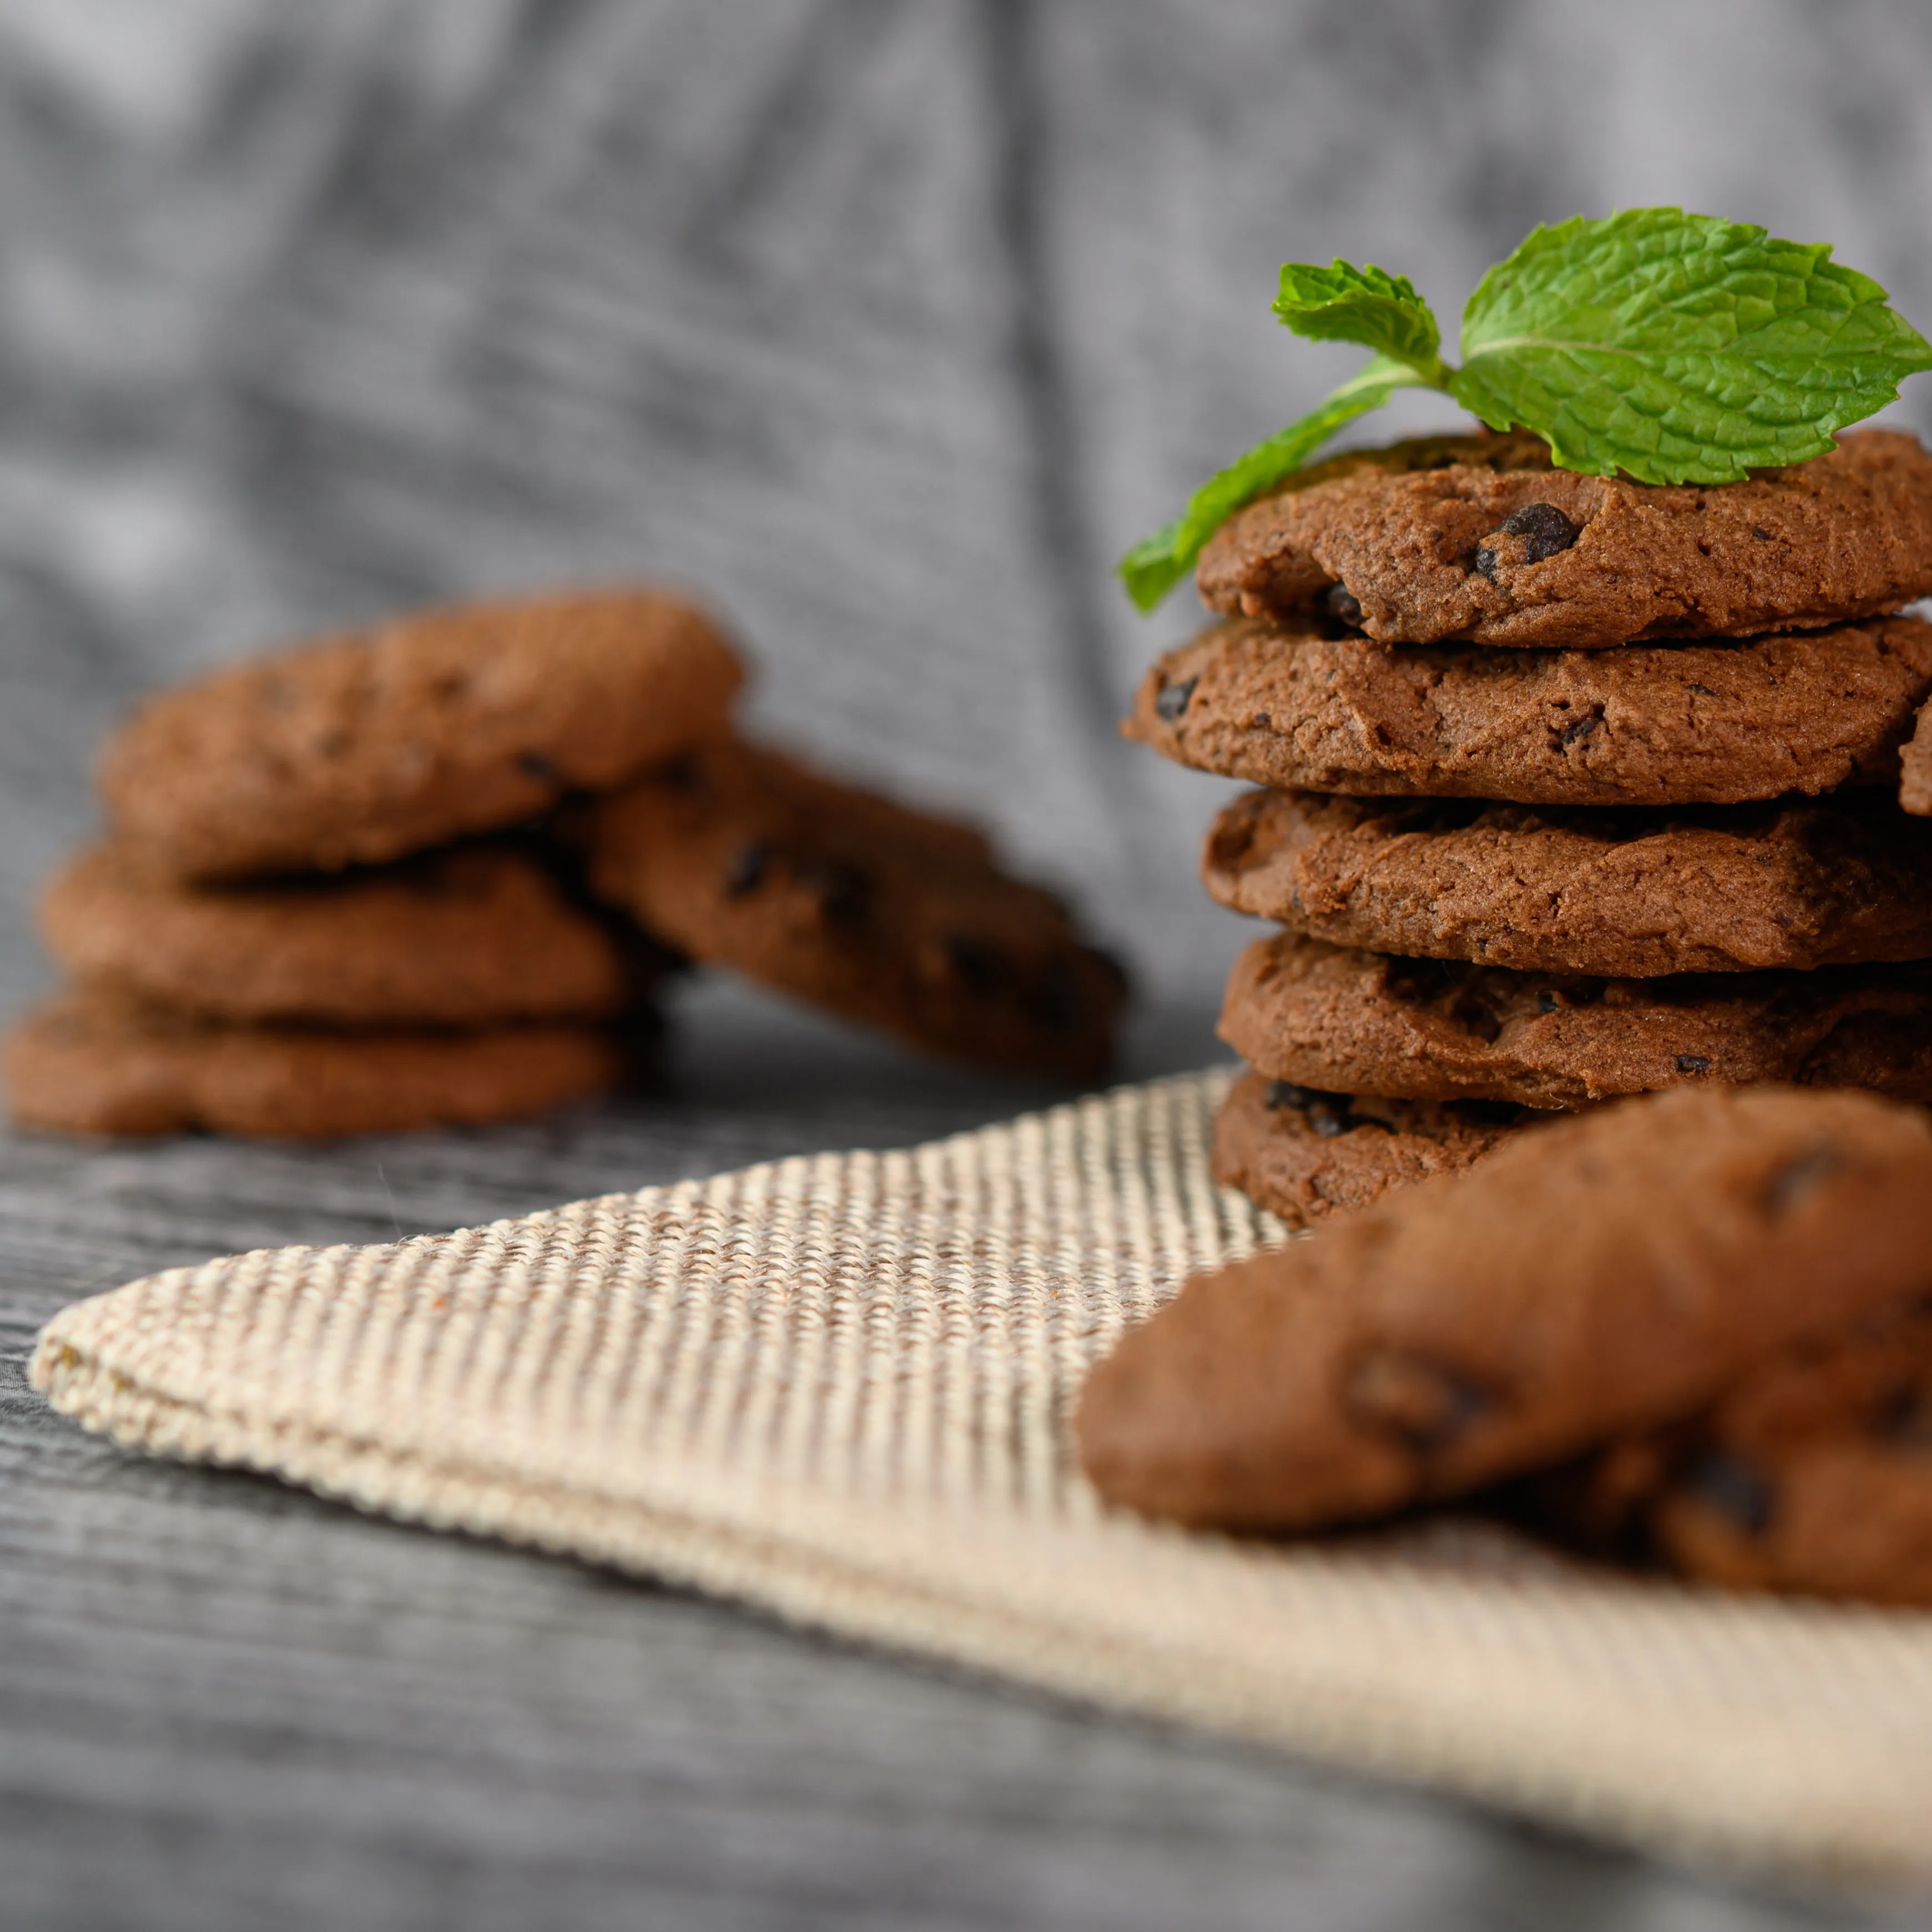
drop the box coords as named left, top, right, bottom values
left=1453, top=207, right=1932, bottom=482
left=1273, top=260, right=1447, bottom=383
left=1119, top=355, right=1427, bottom=612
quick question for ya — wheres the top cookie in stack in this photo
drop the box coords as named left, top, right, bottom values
left=1125, top=427, right=1932, bottom=1227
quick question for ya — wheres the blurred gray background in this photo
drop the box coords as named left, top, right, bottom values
left=9, top=8, right=1932, bottom=1931
left=5, top=0, right=1932, bottom=1026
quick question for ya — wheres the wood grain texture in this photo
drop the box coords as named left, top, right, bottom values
left=2, top=1, right=1931, bottom=1923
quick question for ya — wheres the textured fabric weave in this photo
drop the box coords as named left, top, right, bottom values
left=29, top=1070, right=1932, bottom=1888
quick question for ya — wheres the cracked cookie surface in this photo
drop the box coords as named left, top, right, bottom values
left=1127, top=614, right=1932, bottom=807
left=1212, top=1069, right=1529, bottom=1227
left=1204, top=790, right=1932, bottom=976
left=1218, top=931, right=1932, bottom=1111
left=1196, top=428, right=1932, bottom=649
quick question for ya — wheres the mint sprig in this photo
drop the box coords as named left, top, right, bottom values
left=1122, top=208, right=1932, bottom=612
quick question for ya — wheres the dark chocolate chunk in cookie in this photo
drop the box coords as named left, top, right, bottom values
left=1202, top=790, right=1932, bottom=977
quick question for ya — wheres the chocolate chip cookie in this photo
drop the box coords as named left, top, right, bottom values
left=1508, top=1299, right=1932, bottom=1608
left=40, top=840, right=643, bottom=1026
left=1213, top=1069, right=1530, bottom=1228
left=3, top=992, right=629, bottom=1139
left=585, top=739, right=1126, bottom=1080
left=99, top=588, right=744, bottom=879
left=1127, top=614, right=1932, bottom=807
left=1196, top=428, right=1932, bottom=649
left=1077, top=1084, right=1932, bottom=1532
left=1219, top=932, right=1932, bottom=1111
left=1204, top=791, right=1932, bottom=977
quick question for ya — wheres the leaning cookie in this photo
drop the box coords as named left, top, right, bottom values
left=1077, top=1085, right=1932, bottom=1532
left=3, top=992, right=631, bottom=1140
left=40, top=840, right=644, bottom=1027
left=1504, top=1300, right=1932, bottom=1608
left=1212, top=1070, right=1529, bottom=1228
left=584, top=739, right=1127, bottom=1080
left=1196, top=428, right=1932, bottom=649
left=99, top=588, right=744, bottom=880
left=1127, top=615, right=1932, bottom=808
left=1204, top=791, right=1932, bottom=977
left=1219, top=933, right=1932, bottom=1111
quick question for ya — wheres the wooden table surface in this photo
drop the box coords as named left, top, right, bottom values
left=4, top=5, right=1932, bottom=1924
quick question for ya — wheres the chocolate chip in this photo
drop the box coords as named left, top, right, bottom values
left=796, top=857, right=870, bottom=922
left=1250, top=711, right=1272, bottom=729
left=725, top=842, right=771, bottom=897
left=1752, top=526, right=1772, bottom=541
left=1029, top=957, right=1081, bottom=1033
left=1878, top=1386, right=1932, bottom=1451
left=1684, top=1450, right=1774, bottom=1535
left=1155, top=678, right=1197, bottom=724
left=517, top=750, right=562, bottom=784
left=1762, top=1142, right=1843, bottom=1214
left=1264, top=1083, right=1386, bottom=1137
left=1687, top=682, right=1719, bottom=698
left=1674, top=1054, right=1712, bottom=1074
left=1324, top=583, right=1363, bottom=625
left=1344, top=1348, right=1496, bottom=1454
left=1471, top=545, right=1501, bottom=582
left=1498, top=501, right=1582, bottom=560
left=1557, top=708, right=1603, bottom=749
left=945, top=935, right=1005, bottom=998
left=1263, top=1080, right=1321, bottom=1111
left=1536, top=989, right=1560, bottom=1015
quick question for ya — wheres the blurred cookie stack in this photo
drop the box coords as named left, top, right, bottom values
left=1126, top=428, right=1932, bottom=1226
left=7, top=589, right=1126, bottom=1139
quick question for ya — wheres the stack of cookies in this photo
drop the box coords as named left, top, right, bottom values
left=1126, top=427, right=1932, bottom=1225
left=8, top=589, right=1127, bottom=1139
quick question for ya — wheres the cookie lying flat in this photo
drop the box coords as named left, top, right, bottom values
left=1196, top=428, right=1932, bottom=649
left=1127, top=615, right=1932, bottom=807
left=1212, top=1070, right=1529, bottom=1228
left=1509, top=1300, right=1932, bottom=1608
left=1219, top=932, right=1932, bottom=1111
left=1204, top=791, right=1932, bottom=977
left=100, top=588, right=744, bottom=880
left=3, top=993, right=627, bottom=1139
left=1077, top=1085, right=1932, bottom=1532
left=40, top=841, right=639, bottom=1026
left=586, top=739, right=1127, bottom=1080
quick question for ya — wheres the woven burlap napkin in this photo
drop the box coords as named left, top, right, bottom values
left=28, top=1069, right=1932, bottom=1887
